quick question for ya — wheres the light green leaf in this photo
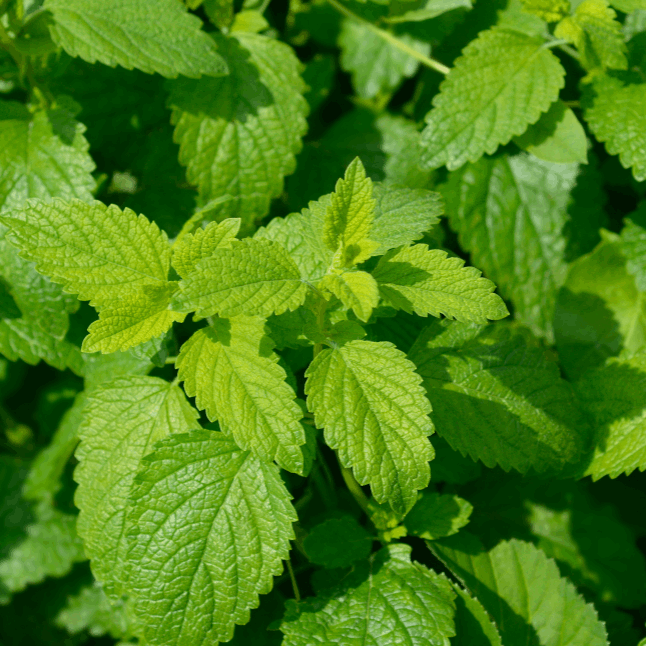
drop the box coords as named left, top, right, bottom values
left=386, top=0, right=472, bottom=24
left=420, top=28, right=565, bottom=170
left=231, top=10, right=269, bottom=33
left=430, top=535, right=608, bottom=646
left=514, top=100, right=588, bottom=164
left=44, top=0, right=228, bottom=78
left=611, top=0, right=646, bottom=10
left=303, top=516, right=373, bottom=568
left=82, top=351, right=154, bottom=391
left=172, top=219, right=240, bottom=279
left=2, top=199, right=171, bottom=310
left=82, top=284, right=185, bottom=354
left=554, top=235, right=646, bottom=380
left=497, top=0, right=548, bottom=35
left=585, top=76, right=646, bottom=182
left=577, top=348, right=646, bottom=479
left=169, top=32, right=307, bottom=233
left=176, top=317, right=306, bottom=473
left=172, top=238, right=308, bottom=319
left=521, top=0, right=570, bottom=21
left=338, top=19, right=430, bottom=98
left=409, top=321, right=592, bottom=474
left=621, top=219, right=646, bottom=290
left=74, top=376, right=199, bottom=598
left=125, top=430, right=296, bottom=646
left=371, top=184, right=443, bottom=254
left=451, top=583, right=502, bottom=646
left=320, top=271, right=380, bottom=322
left=323, top=158, right=377, bottom=259
left=56, top=584, right=138, bottom=640
left=0, top=501, right=86, bottom=595
left=372, top=244, right=508, bottom=324
left=281, top=544, right=456, bottom=646
left=555, top=0, right=627, bottom=73
left=405, top=492, right=473, bottom=540
left=23, top=393, right=86, bottom=502
left=441, top=153, right=579, bottom=340
left=306, top=339, right=434, bottom=514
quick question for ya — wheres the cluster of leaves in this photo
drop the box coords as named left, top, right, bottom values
left=0, top=0, right=646, bottom=644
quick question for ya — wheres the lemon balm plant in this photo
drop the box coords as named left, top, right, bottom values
left=0, top=0, right=645, bottom=645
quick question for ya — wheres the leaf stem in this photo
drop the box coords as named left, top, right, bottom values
left=325, top=0, right=450, bottom=76
left=286, top=558, right=301, bottom=602
left=341, top=466, right=370, bottom=514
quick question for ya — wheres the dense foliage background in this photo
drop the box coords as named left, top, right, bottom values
left=1, top=0, right=646, bottom=644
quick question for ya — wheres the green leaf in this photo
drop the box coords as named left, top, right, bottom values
left=611, top=0, right=646, bottom=10
left=55, top=583, right=138, bottom=640
left=441, top=153, right=580, bottom=340
left=0, top=457, right=32, bottom=566
left=125, top=429, right=296, bottom=646
left=554, top=235, right=646, bottom=380
left=323, top=158, right=377, bottom=261
left=281, top=544, right=456, bottom=646
left=172, top=238, right=308, bottom=319
left=409, top=321, right=592, bottom=474
left=430, top=535, right=608, bottom=646
left=172, top=219, right=240, bottom=279
left=577, top=348, right=646, bottom=479
left=514, top=100, right=588, bottom=164
left=306, top=339, right=434, bottom=514
left=176, top=317, right=306, bottom=473
left=620, top=219, right=646, bottom=290
left=2, top=199, right=172, bottom=310
left=338, top=19, right=430, bottom=98
left=44, top=0, right=228, bottom=78
left=371, top=184, right=443, bottom=254
left=303, top=516, right=373, bottom=568
left=23, top=393, right=86, bottom=502
left=521, top=0, right=570, bottom=21
left=386, top=0, right=473, bottom=24
left=405, top=492, right=473, bottom=540
left=169, top=32, right=307, bottom=232
left=320, top=271, right=380, bottom=322
left=497, top=0, right=548, bottom=35
left=74, top=376, right=199, bottom=598
left=451, top=583, right=502, bottom=646
left=420, top=28, right=565, bottom=170
left=372, top=244, right=508, bottom=324
left=555, top=0, right=627, bottom=73
left=82, top=284, right=185, bottom=354
left=82, top=351, right=154, bottom=391
left=0, top=501, right=86, bottom=595
left=584, top=76, right=646, bottom=182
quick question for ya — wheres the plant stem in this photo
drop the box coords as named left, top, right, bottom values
left=341, top=466, right=370, bottom=514
left=286, top=558, right=301, bottom=602
left=325, top=0, right=450, bottom=76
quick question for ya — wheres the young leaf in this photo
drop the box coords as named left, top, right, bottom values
left=172, top=238, right=308, bottom=319
left=44, top=0, right=228, bottom=78
left=281, top=544, right=456, bottom=646
left=441, top=153, right=579, bottom=340
left=405, top=492, right=473, bottom=540
left=172, top=219, right=241, bottom=279
left=521, top=0, right=570, bottom=21
left=82, top=284, right=185, bottom=354
left=176, top=317, right=306, bottom=474
left=169, top=33, right=307, bottom=232
left=306, top=339, right=434, bottom=514
left=420, top=28, right=565, bottom=170
left=409, top=321, right=592, bottom=474
left=125, top=430, right=296, bottom=646
left=584, top=76, right=646, bottom=182
left=554, top=236, right=646, bottom=380
left=555, top=0, right=627, bottom=73
left=339, top=19, right=430, bottom=99
left=323, top=157, right=377, bottom=262
left=1, top=199, right=172, bottom=309
left=74, top=376, right=199, bottom=598
left=430, top=535, right=609, bottom=646
left=372, top=244, right=508, bottom=324
left=320, top=271, right=380, bottom=322
left=0, top=501, right=86, bottom=595
left=303, top=516, right=373, bottom=568
left=513, top=100, right=588, bottom=164
left=577, top=348, right=646, bottom=479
